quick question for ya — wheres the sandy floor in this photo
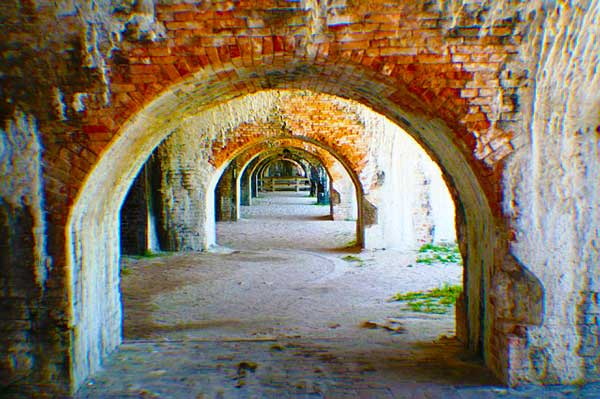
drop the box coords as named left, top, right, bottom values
left=74, top=194, right=600, bottom=397
left=121, top=192, right=463, bottom=343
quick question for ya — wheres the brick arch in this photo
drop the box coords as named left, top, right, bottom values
left=201, top=120, right=374, bottom=246
left=210, top=134, right=365, bottom=195
left=231, top=139, right=360, bottom=227
left=233, top=141, right=340, bottom=185
left=260, top=158, right=306, bottom=176
left=237, top=141, right=342, bottom=176
left=70, top=65, right=501, bottom=231
left=250, top=152, right=315, bottom=180
left=78, top=59, right=506, bottom=213
left=67, top=64, right=504, bottom=389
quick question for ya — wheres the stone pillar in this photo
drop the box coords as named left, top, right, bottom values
left=120, top=165, right=148, bottom=255
left=327, top=162, right=356, bottom=221
left=215, top=161, right=238, bottom=222
left=315, top=166, right=329, bottom=205
left=153, top=131, right=215, bottom=251
left=239, top=160, right=254, bottom=206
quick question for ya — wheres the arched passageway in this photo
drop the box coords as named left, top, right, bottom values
left=217, top=142, right=354, bottom=223
left=9, top=3, right=600, bottom=397
left=102, top=85, right=479, bottom=396
left=69, top=76, right=504, bottom=394
left=219, top=138, right=362, bottom=235
left=215, top=142, right=359, bottom=251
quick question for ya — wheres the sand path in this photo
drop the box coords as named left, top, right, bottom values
left=121, top=192, right=462, bottom=343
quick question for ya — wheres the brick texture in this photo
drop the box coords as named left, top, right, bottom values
left=2, top=0, right=598, bottom=396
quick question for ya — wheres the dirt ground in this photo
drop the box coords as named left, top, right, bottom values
left=121, top=192, right=463, bottom=344
left=75, top=194, right=600, bottom=397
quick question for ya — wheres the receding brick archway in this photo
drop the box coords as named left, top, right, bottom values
left=67, top=65, right=509, bottom=391
left=217, top=136, right=366, bottom=242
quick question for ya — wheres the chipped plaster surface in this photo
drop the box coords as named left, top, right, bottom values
left=0, top=111, right=49, bottom=288
left=501, top=1, right=600, bottom=384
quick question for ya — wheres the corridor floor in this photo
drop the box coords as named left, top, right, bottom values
left=76, top=193, right=600, bottom=398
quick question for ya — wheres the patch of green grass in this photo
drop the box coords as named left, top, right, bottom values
left=390, top=291, right=426, bottom=301
left=416, top=242, right=462, bottom=265
left=407, top=299, right=448, bottom=314
left=391, top=283, right=462, bottom=314
left=342, top=255, right=361, bottom=262
left=429, top=284, right=463, bottom=298
left=342, top=255, right=364, bottom=266
left=120, top=267, right=132, bottom=276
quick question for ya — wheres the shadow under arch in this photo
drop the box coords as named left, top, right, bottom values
left=66, top=64, right=498, bottom=389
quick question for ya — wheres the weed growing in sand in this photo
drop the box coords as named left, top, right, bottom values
left=391, top=283, right=462, bottom=314
left=416, top=242, right=462, bottom=265
left=342, top=255, right=364, bottom=266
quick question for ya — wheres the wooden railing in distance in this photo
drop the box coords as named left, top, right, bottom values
left=261, top=177, right=311, bottom=192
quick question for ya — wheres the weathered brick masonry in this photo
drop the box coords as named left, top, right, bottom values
left=1, top=0, right=598, bottom=396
